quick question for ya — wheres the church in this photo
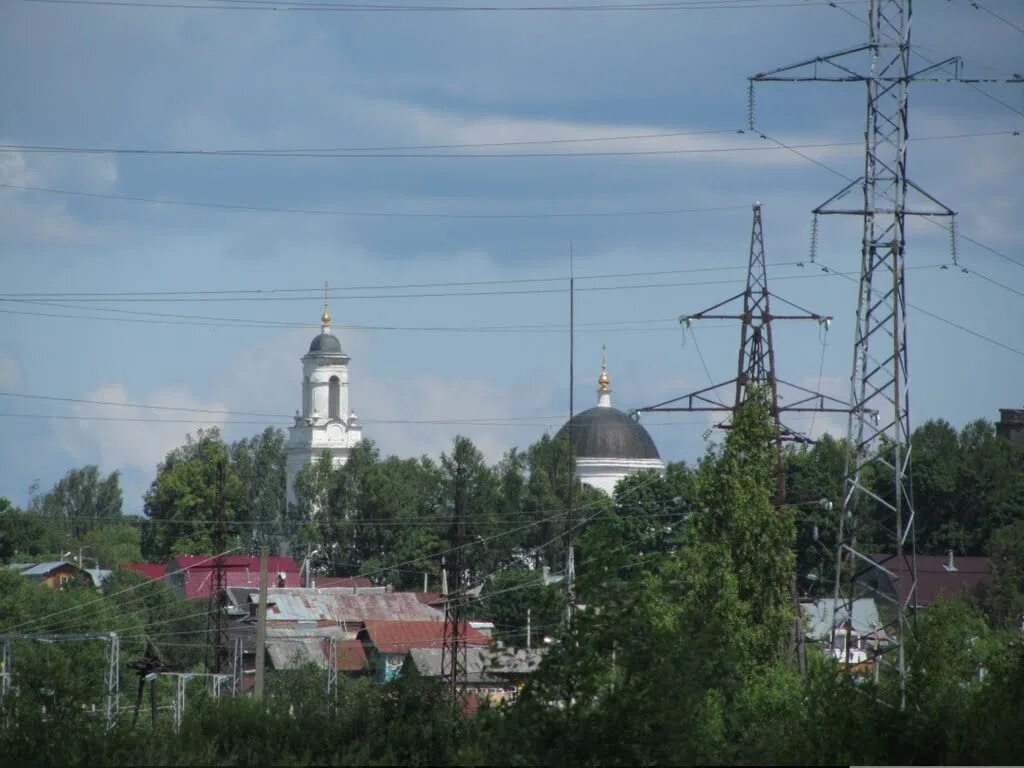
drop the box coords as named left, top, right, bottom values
left=555, top=351, right=666, bottom=494
left=285, top=301, right=363, bottom=508
left=285, top=306, right=665, bottom=505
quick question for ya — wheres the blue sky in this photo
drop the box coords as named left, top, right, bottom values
left=1, top=0, right=1022, bottom=513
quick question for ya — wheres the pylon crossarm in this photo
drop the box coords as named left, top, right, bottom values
left=636, top=379, right=738, bottom=412
left=684, top=291, right=747, bottom=319
left=750, top=44, right=874, bottom=81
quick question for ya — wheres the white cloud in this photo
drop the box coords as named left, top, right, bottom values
left=50, top=384, right=229, bottom=493
left=353, top=98, right=859, bottom=168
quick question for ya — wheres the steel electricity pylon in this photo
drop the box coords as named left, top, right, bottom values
left=749, top=0, right=1022, bottom=707
left=634, top=202, right=847, bottom=505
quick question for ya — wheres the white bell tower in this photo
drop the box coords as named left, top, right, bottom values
left=285, top=285, right=363, bottom=510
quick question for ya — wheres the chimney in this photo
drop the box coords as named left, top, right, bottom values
left=944, top=550, right=957, bottom=572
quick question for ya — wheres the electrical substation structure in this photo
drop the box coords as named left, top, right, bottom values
left=749, top=0, right=1023, bottom=707
left=0, top=632, right=120, bottom=730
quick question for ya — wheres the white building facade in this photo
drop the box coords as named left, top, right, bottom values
left=285, top=304, right=362, bottom=509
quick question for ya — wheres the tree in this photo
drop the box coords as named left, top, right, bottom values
left=230, top=427, right=287, bottom=551
left=986, top=520, right=1024, bottom=631
left=0, top=498, right=65, bottom=562
left=142, top=429, right=244, bottom=560
left=78, top=523, right=143, bottom=568
left=31, top=465, right=122, bottom=540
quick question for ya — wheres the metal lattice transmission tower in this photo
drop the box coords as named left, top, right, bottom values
left=635, top=203, right=847, bottom=490
left=634, top=203, right=846, bottom=673
left=749, top=0, right=1021, bottom=706
left=441, top=460, right=469, bottom=713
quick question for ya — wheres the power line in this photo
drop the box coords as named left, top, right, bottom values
left=0, top=183, right=751, bottom=220
left=0, top=262, right=789, bottom=299
left=0, top=270, right=832, bottom=304
left=756, top=130, right=1024, bottom=273
left=0, top=129, right=1012, bottom=160
left=809, top=261, right=1024, bottom=358
left=17, top=0, right=871, bottom=14
left=968, top=0, right=1024, bottom=37
left=0, top=127, right=736, bottom=155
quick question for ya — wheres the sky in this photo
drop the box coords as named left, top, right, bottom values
left=0, top=0, right=1022, bottom=514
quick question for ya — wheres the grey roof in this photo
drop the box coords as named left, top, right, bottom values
left=404, top=646, right=544, bottom=683
left=800, top=598, right=886, bottom=641
left=253, top=588, right=443, bottom=625
left=265, top=626, right=339, bottom=670
left=557, top=406, right=661, bottom=461
left=14, top=561, right=77, bottom=578
left=307, top=332, right=344, bottom=355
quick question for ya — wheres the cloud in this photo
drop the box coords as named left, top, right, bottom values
left=49, top=384, right=230, bottom=511
left=354, top=98, right=859, bottom=169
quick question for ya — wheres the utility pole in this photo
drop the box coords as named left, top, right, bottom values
left=254, top=547, right=269, bottom=702
left=634, top=203, right=845, bottom=673
left=749, top=0, right=1022, bottom=708
left=441, top=453, right=468, bottom=713
left=207, top=459, right=228, bottom=674
left=566, top=245, right=576, bottom=624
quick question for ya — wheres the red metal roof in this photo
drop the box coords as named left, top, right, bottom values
left=360, top=620, right=490, bottom=655
left=170, top=555, right=300, bottom=572
left=872, top=553, right=991, bottom=607
left=119, top=563, right=167, bottom=581
left=168, top=555, right=301, bottom=599
left=320, top=638, right=369, bottom=672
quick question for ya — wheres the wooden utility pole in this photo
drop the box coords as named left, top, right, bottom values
left=254, top=547, right=269, bottom=701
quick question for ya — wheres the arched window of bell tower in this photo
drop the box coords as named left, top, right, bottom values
left=329, top=375, right=341, bottom=420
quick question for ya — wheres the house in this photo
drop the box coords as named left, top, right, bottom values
left=7, top=561, right=94, bottom=589
left=165, top=555, right=302, bottom=600
left=401, top=646, right=544, bottom=705
left=224, top=587, right=439, bottom=629
left=358, top=620, right=490, bottom=683
left=222, top=588, right=445, bottom=680
left=866, top=552, right=991, bottom=609
left=262, top=626, right=369, bottom=676
left=801, top=598, right=889, bottom=666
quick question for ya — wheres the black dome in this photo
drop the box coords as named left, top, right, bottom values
left=556, top=406, right=661, bottom=461
left=308, top=332, right=343, bottom=354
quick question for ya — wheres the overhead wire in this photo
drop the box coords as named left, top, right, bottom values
left=15, top=0, right=874, bottom=14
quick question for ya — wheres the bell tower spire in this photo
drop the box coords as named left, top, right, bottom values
left=320, top=280, right=331, bottom=331
left=597, top=345, right=612, bottom=408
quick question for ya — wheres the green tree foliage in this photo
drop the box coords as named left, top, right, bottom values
left=0, top=497, right=66, bottom=562
left=30, top=465, right=123, bottom=540
left=78, top=524, right=142, bottom=568
left=141, top=428, right=246, bottom=560
left=230, top=427, right=288, bottom=549
left=472, top=569, right=564, bottom=647
left=986, top=520, right=1024, bottom=630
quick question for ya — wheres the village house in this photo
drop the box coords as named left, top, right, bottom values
left=358, top=620, right=490, bottom=684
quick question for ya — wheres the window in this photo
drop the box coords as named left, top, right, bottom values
left=329, top=376, right=341, bottom=420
